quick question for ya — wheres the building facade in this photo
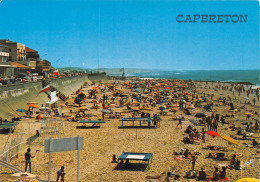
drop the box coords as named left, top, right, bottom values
left=25, top=47, right=40, bottom=71
left=0, top=43, right=14, bottom=76
left=0, top=39, right=26, bottom=62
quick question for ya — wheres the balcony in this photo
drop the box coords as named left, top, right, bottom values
left=0, top=52, right=9, bottom=57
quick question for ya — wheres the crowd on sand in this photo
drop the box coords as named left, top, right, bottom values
left=58, top=79, right=259, bottom=181
left=0, top=78, right=259, bottom=181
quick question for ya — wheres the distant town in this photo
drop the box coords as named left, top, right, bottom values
left=0, top=39, right=88, bottom=85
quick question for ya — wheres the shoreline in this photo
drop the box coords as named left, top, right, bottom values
left=109, top=75, right=258, bottom=86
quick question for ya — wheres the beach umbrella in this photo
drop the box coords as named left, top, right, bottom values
left=221, top=136, right=238, bottom=145
left=206, top=131, right=220, bottom=137
left=195, top=112, right=206, bottom=118
left=159, top=106, right=166, bottom=110
left=39, top=107, right=51, bottom=111
left=101, top=109, right=110, bottom=113
left=171, top=108, right=179, bottom=112
left=103, top=106, right=110, bottom=109
left=16, top=109, right=27, bottom=113
left=235, top=178, right=259, bottom=182
left=79, top=107, right=87, bottom=110
left=27, top=102, right=38, bottom=105
left=28, top=104, right=39, bottom=108
left=245, top=113, right=253, bottom=116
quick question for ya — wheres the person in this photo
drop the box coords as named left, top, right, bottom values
left=183, top=149, right=189, bottom=158
left=198, top=168, right=207, bottom=181
left=255, top=120, right=258, bottom=133
left=201, top=128, right=205, bottom=143
left=230, top=155, right=236, bottom=167
left=176, top=114, right=182, bottom=128
left=190, top=155, right=196, bottom=171
left=219, top=167, right=226, bottom=179
left=212, top=167, right=219, bottom=181
left=56, top=166, right=65, bottom=182
left=252, top=139, right=259, bottom=148
left=24, top=148, right=34, bottom=173
left=36, top=130, right=40, bottom=137
left=242, top=133, right=247, bottom=140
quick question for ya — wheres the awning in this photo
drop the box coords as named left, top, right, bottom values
left=10, top=62, right=29, bottom=68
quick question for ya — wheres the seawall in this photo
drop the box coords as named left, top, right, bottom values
left=0, top=74, right=107, bottom=119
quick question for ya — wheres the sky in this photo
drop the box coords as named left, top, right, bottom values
left=0, top=0, right=259, bottom=70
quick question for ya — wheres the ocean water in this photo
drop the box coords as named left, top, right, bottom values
left=125, top=70, right=260, bottom=85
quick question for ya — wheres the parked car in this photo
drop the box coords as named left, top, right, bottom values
left=0, top=78, right=8, bottom=85
left=37, top=76, right=44, bottom=80
left=15, top=78, right=23, bottom=83
left=15, top=73, right=28, bottom=79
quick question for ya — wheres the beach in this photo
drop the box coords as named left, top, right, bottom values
left=0, top=78, right=259, bottom=182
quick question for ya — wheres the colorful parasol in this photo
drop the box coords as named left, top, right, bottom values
left=221, top=136, right=238, bottom=145
left=28, top=104, right=39, bottom=108
left=206, top=131, right=220, bottom=137
left=235, top=178, right=259, bottom=182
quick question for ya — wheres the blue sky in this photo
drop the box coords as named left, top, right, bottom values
left=0, top=0, right=259, bottom=70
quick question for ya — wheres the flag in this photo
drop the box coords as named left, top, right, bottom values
left=49, top=91, right=58, bottom=104
left=37, top=85, right=50, bottom=96
left=53, top=70, right=59, bottom=76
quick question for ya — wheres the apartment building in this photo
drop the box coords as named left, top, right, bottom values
left=0, top=43, right=14, bottom=76
left=0, top=39, right=26, bottom=62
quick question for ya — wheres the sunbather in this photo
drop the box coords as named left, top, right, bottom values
left=197, top=168, right=207, bottom=181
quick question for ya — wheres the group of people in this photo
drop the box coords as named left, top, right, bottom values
left=182, top=125, right=201, bottom=144
left=198, top=167, right=227, bottom=181
left=24, top=148, right=65, bottom=182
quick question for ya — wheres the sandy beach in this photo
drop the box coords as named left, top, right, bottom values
left=0, top=78, right=259, bottom=182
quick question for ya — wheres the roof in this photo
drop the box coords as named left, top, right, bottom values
left=10, top=62, right=29, bottom=68
left=26, top=47, right=38, bottom=53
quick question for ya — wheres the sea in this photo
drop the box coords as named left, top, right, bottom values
left=119, top=70, right=260, bottom=86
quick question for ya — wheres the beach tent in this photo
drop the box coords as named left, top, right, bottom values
left=221, top=136, right=238, bottom=145
left=235, top=178, right=259, bottom=182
